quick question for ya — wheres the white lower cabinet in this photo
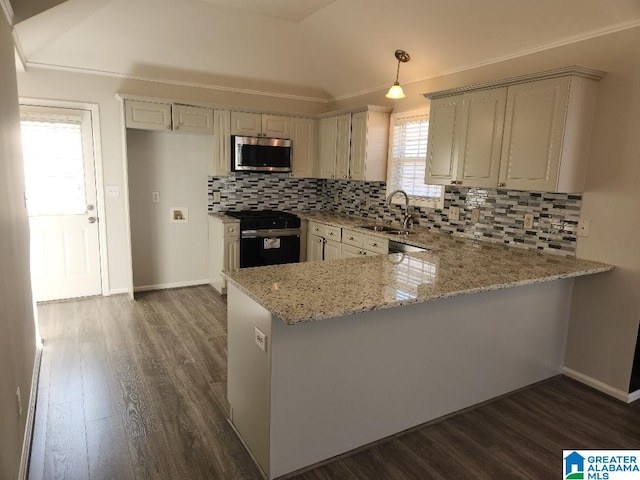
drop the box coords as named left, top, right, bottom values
left=209, top=216, right=240, bottom=294
left=306, top=222, right=389, bottom=261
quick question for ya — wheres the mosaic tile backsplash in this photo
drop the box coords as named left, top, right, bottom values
left=208, top=173, right=322, bottom=212
left=208, top=175, right=582, bottom=256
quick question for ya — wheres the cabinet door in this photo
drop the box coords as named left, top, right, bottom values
left=307, top=234, right=324, bottom=262
left=425, top=95, right=463, bottom=186
left=316, top=117, right=337, bottom=179
left=210, top=110, right=232, bottom=176
left=335, top=114, right=352, bottom=180
left=125, top=100, right=172, bottom=131
left=499, top=76, right=570, bottom=191
left=324, top=239, right=341, bottom=261
left=231, top=112, right=261, bottom=136
left=172, top=104, right=214, bottom=134
left=456, top=88, right=507, bottom=188
left=349, top=111, right=367, bottom=181
left=290, top=117, right=316, bottom=178
left=262, top=115, right=290, bottom=139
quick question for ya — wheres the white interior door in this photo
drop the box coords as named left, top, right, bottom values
left=21, top=106, right=102, bottom=302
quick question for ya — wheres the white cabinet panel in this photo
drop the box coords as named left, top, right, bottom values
left=290, top=117, right=316, bottom=178
left=499, top=77, right=569, bottom=192
left=231, top=112, right=261, bottom=136
left=316, top=117, right=337, bottom=179
left=425, top=96, right=462, bottom=185
left=335, top=114, right=351, bottom=180
left=324, top=239, right=341, bottom=261
left=306, top=234, right=324, bottom=262
left=125, top=100, right=172, bottom=131
left=172, top=104, right=214, bottom=134
left=210, top=110, right=232, bottom=177
left=262, top=115, right=290, bottom=139
left=456, top=88, right=507, bottom=188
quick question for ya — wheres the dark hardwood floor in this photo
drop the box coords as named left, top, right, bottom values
left=29, top=285, right=640, bottom=480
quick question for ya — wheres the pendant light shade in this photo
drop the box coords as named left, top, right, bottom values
left=385, top=50, right=410, bottom=99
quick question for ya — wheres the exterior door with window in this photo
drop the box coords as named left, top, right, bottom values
left=21, top=106, right=102, bottom=302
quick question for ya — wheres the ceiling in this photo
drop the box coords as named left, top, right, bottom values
left=9, top=0, right=640, bottom=101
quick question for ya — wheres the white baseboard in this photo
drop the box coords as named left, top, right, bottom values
left=134, top=279, right=210, bottom=293
left=108, top=287, right=129, bottom=295
left=562, top=367, right=637, bottom=403
left=19, top=341, right=43, bottom=480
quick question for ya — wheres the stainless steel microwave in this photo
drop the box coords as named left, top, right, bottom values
left=231, top=136, right=292, bottom=173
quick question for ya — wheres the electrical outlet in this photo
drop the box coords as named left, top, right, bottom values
left=470, top=208, right=480, bottom=223
left=334, top=192, right=339, bottom=203
left=213, top=191, right=221, bottom=203
left=254, top=327, right=267, bottom=352
left=152, top=191, right=160, bottom=203
left=364, top=198, right=371, bottom=209
left=524, top=213, right=534, bottom=230
left=448, top=206, right=460, bottom=221
left=16, top=387, right=22, bottom=417
left=105, top=185, right=120, bottom=197
left=578, top=219, right=591, bottom=237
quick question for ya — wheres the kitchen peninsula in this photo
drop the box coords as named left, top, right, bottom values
left=224, top=216, right=611, bottom=479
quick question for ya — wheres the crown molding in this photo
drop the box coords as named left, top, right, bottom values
left=24, top=61, right=331, bottom=104
left=423, top=66, right=607, bottom=99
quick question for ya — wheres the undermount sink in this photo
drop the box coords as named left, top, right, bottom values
left=360, top=225, right=417, bottom=235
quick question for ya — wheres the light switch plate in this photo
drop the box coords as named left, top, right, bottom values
left=254, top=327, right=267, bottom=352
left=578, top=219, right=590, bottom=237
left=152, top=191, right=160, bottom=203
left=448, top=206, right=460, bottom=221
left=213, top=192, right=221, bottom=203
left=471, top=208, right=480, bottom=223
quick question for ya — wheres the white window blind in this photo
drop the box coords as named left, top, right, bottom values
left=388, top=113, right=442, bottom=206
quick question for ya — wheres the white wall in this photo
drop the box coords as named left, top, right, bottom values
left=17, top=69, right=326, bottom=293
left=0, top=14, right=38, bottom=479
left=332, top=26, right=640, bottom=394
left=127, top=129, right=209, bottom=289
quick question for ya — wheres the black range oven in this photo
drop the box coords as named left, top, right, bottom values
left=226, top=210, right=301, bottom=268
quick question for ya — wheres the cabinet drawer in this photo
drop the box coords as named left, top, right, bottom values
left=364, top=236, right=388, bottom=254
left=309, top=221, right=323, bottom=236
left=324, top=225, right=341, bottom=242
left=225, top=222, right=240, bottom=237
left=342, top=229, right=364, bottom=248
left=341, top=243, right=369, bottom=258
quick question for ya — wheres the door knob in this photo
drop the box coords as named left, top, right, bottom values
left=88, top=217, right=97, bottom=224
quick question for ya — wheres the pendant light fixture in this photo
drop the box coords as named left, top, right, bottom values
left=385, top=49, right=410, bottom=99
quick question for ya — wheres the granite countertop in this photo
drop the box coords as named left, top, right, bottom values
left=208, top=212, right=239, bottom=223
left=223, top=211, right=613, bottom=325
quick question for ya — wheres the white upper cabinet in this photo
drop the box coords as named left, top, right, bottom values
left=124, top=100, right=213, bottom=134
left=498, top=76, right=597, bottom=192
left=172, top=104, right=214, bottom=134
left=316, top=116, right=338, bottom=179
left=425, top=96, right=462, bottom=185
left=335, top=114, right=352, bottom=180
left=457, top=88, right=507, bottom=188
left=231, top=112, right=290, bottom=138
left=209, top=110, right=232, bottom=177
left=230, top=112, right=261, bottom=136
left=424, top=68, right=603, bottom=192
left=289, top=117, right=316, bottom=178
left=315, top=108, right=390, bottom=181
left=125, top=100, right=172, bottom=131
left=350, top=111, right=391, bottom=182
left=425, top=89, right=506, bottom=188
left=262, top=115, right=290, bottom=139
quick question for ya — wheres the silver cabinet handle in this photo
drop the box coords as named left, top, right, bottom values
left=87, top=204, right=95, bottom=211
left=88, top=217, right=97, bottom=224
left=498, top=182, right=506, bottom=187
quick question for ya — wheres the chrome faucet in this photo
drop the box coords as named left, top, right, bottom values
left=385, top=189, right=414, bottom=229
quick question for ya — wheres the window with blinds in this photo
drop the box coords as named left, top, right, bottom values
left=387, top=112, right=443, bottom=208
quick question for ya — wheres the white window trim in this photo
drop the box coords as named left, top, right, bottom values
left=386, top=109, right=444, bottom=210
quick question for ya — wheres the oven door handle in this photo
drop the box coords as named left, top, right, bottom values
left=241, top=228, right=301, bottom=239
